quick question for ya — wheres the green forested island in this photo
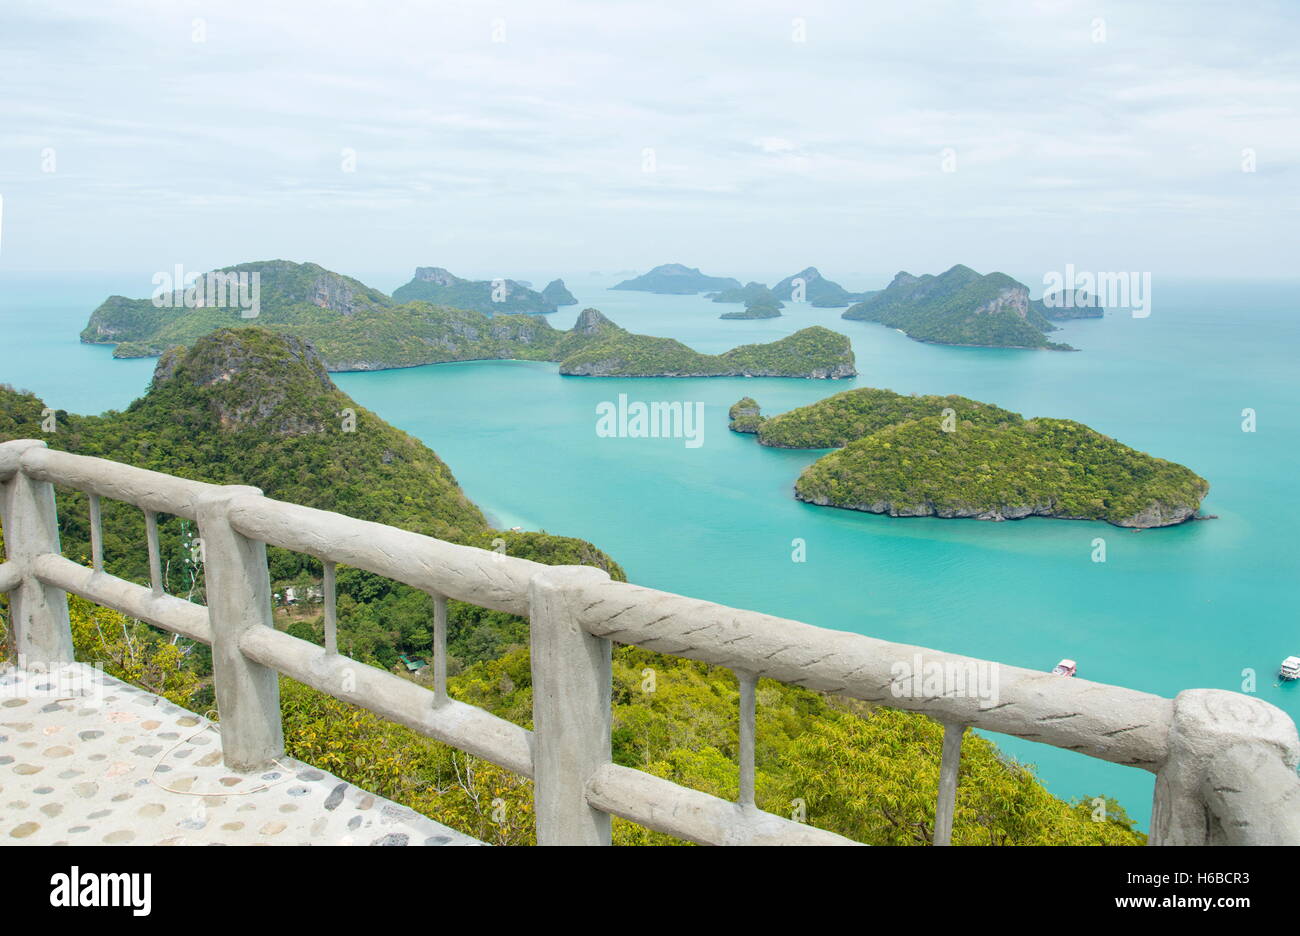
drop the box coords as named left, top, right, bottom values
left=842, top=265, right=1082, bottom=350
left=611, top=263, right=741, bottom=294
left=83, top=261, right=570, bottom=362
left=557, top=311, right=855, bottom=377
left=0, top=328, right=1142, bottom=845
left=78, top=261, right=854, bottom=377
left=735, top=389, right=1209, bottom=528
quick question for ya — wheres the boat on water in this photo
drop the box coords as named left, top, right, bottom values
left=1280, top=656, right=1300, bottom=681
left=1050, top=659, right=1077, bottom=677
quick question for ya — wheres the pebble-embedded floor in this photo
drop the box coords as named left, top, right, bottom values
left=0, top=664, right=482, bottom=846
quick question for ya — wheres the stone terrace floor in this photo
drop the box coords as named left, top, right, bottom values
left=0, top=663, right=481, bottom=846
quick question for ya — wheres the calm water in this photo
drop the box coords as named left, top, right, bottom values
left=4, top=268, right=1298, bottom=828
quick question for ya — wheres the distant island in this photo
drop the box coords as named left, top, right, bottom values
left=732, top=388, right=1209, bottom=529
left=611, top=263, right=741, bottom=294
left=390, top=266, right=573, bottom=315
left=542, top=279, right=579, bottom=308
left=1034, top=289, right=1104, bottom=321
left=78, top=261, right=855, bottom=377
left=708, top=281, right=779, bottom=305
left=719, top=301, right=782, bottom=320
left=773, top=267, right=868, bottom=307
left=841, top=265, right=1100, bottom=350
left=709, top=282, right=784, bottom=319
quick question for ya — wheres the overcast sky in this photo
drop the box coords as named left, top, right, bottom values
left=1, top=0, right=1297, bottom=284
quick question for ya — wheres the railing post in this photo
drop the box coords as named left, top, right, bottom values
left=1150, top=689, right=1300, bottom=845
left=0, top=440, right=73, bottom=665
left=529, top=565, right=613, bottom=846
left=736, top=669, right=757, bottom=808
left=933, top=722, right=964, bottom=846
left=196, top=486, right=283, bottom=771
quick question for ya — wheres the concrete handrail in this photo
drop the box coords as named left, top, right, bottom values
left=17, top=444, right=221, bottom=521
left=225, top=493, right=546, bottom=616
left=568, top=578, right=1172, bottom=770
left=2, top=440, right=1298, bottom=846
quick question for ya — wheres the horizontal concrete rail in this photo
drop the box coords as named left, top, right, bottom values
left=239, top=627, right=535, bottom=778
left=32, top=553, right=213, bottom=645
left=18, top=446, right=221, bottom=521
left=0, top=561, right=20, bottom=593
left=570, top=579, right=1173, bottom=771
left=226, top=494, right=546, bottom=616
left=586, top=763, right=861, bottom=846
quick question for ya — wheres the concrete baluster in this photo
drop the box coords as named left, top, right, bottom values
left=196, top=485, right=283, bottom=771
left=933, top=722, right=964, bottom=846
left=0, top=440, right=73, bottom=666
left=530, top=565, right=613, bottom=845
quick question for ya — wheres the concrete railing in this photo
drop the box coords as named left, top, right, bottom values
left=2, top=437, right=1298, bottom=846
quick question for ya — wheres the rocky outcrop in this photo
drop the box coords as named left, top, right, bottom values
left=151, top=328, right=336, bottom=435
left=413, top=266, right=462, bottom=286
left=792, top=492, right=1203, bottom=529
left=728, top=398, right=764, bottom=433
left=571, top=307, right=615, bottom=336
left=975, top=286, right=1030, bottom=320
left=1113, top=502, right=1202, bottom=529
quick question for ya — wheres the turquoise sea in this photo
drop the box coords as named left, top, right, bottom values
left=3, top=269, right=1298, bottom=829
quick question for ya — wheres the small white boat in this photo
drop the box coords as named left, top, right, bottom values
left=1280, top=656, right=1300, bottom=681
left=1050, top=659, right=1077, bottom=677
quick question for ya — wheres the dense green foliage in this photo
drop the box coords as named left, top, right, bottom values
left=754, top=387, right=1022, bottom=448
left=843, top=265, right=1074, bottom=350
left=611, top=263, right=741, bottom=294
left=795, top=416, right=1209, bottom=527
